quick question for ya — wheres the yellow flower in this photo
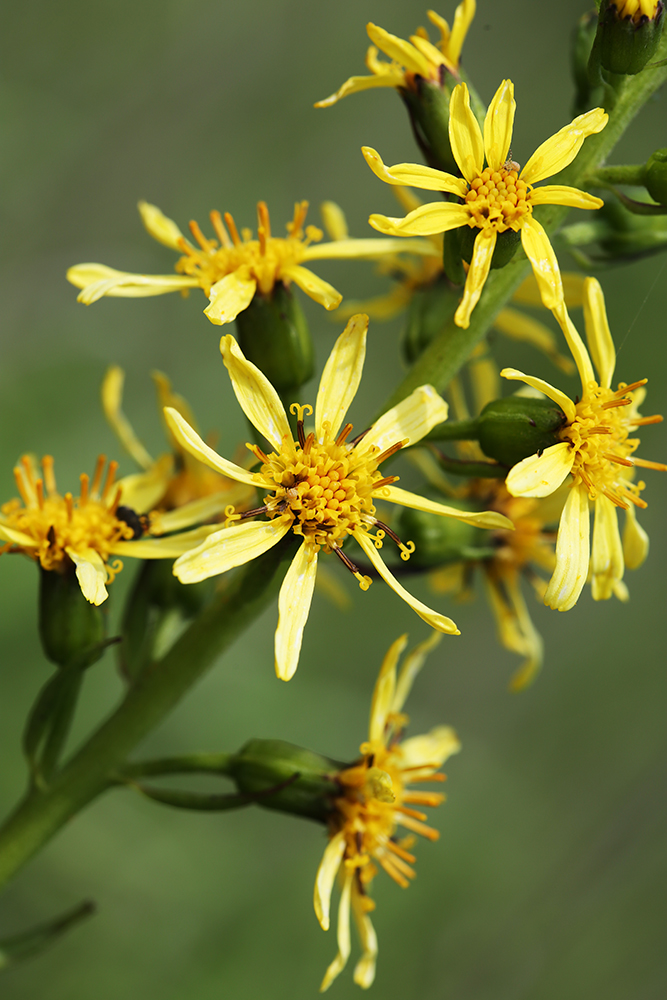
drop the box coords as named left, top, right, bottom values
left=502, top=278, right=665, bottom=611
left=612, top=0, right=660, bottom=20
left=315, top=3, right=476, bottom=107
left=0, top=454, right=217, bottom=605
left=67, top=200, right=436, bottom=327
left=313, top=632, right=460, bottom=991
left=364, top=79, right=608, bottom=328
left=164, top=314, right=513, bottom=680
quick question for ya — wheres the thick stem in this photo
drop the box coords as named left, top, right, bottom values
left=0, top=538, right=296, bottom=890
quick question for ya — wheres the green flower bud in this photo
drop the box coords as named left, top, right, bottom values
left=597, top=1, right=664, bottom=76
left=399, top=80, right=460, bottom=176
left=234, top=281, right=314, bottom=396
left=402, top=275, right=460, bottom=364
left=395, top=498, right=495, bottom=568
left=459, top=226, right=522, bottom=271
left=38, top=566, right=106, bottom=669
left=598, top=196, right=667, bottom=258
left=644, top=148, right=667, bottom=205
left=229, top=738, right=344, bottom=823
left=476, top=396, right=567, bottom=467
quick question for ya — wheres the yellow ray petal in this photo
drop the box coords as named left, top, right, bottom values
left=445, top=0, right=476, bottom=65
left=0, top=523, right=39, bottom=547
left=163, top=407, right=260, bottom=487
left=544, top=484, right=590, bottom=611
left=335, top=285, right=412, bottom=322
left=274, top=541, right=318, bottom=681
left=369, top=202, right=470, bottom=237
left=552, top=303, right=595, bottom=389
left=519, top=217, right=563, bottom=312
left=380, top=485, right=514, bottom=530
left=409, top=32, right=455, bottom=73
left=150, top=489, right=250, bottom=535
left=454, top=227, right=497, bottom=328
left=67, top=264, right=197, bottom=302
left=505, top=442, right=575, bottom=499
left=352, top=893, right=378, bottom=990
left=448, top=82, right=484, bottom=183
left=101, top=367, right=154, bottom=470
left=469, top=355, right=503, bottom=408
left=112, top=524, right=222, bottom=558
left=304, top=236, right=440, bottom=261
left=582, top=277, right=615, bottom=389
left=368, top=634, right=407, bottom=743
left=483, top=79, right=515, bottom=171
left=500, top=367, right=576, bottom=422
left=173, top=518, right=290, bottom=584
left=320, top=871, right=353, bottom=992
left=203, top=270, right=257, bottom=325
left=362, top=146, right=468, bottom=196
left=484, top=570, right=543, bottom=691
left=314, top=70, right=404, bottom=108
left=320, top=201, right=349, bottom=241
left=366, top=23, right=432, bottom=76
left=391, top=631, right=441, bottom=715
left=354, top=530, right=460, bottom=634
left=622, top=503, right=649, bottom=570
left=66, top=547, right=108, bottom=606
left=220, top=335, right=292, bottom=450
left=316, top=314, right=368, bottom=442
left=138, top=200, right=187, bottom=250
left=493, top=308, right=575, bottom=375
left=313, top=831, right=347, bottom=931
left=116, top=455, right=173, bottom=513
left=280, top=264, right=342, bottom=310
left=529, top=185, right=604, bottom=210
left=362, top=385, right=449, bottom=457
left=512, top=272, right=586, bottom=309
left=399, top=725, right=461, bottom=769
left=590, top=494, right=624, bottom=601
left=520, top=107, right=608, bottom=185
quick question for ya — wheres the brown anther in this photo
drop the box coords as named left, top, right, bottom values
left=374, top=440, right=408, bottom=465
left=188, top=219, right=213, bottom=252
left=336, top=423, right=354, bottom=446
left=239, top=504, right=270, bottom=520
left=587, top=426, right=611, bottom=434
left=303, top=432, right=314, bottom=455
left=247, top=443, right=269, bottom=464
left=614, top=379, right=647, bottom=396
left=373, top=519, right=404, bottom=550
left=209, top=210, right=232, bottom=248
left=349, top=427, right=371, bottom=448
left=601, top=397, right=632, bottom=410
left=296, top=418, right=306, bottom=448
left=602, top=452, right=634, bottom=467
left=601, top=488, right=629, bottom=509
left=333, top=542, right=363, bottom=577
left=371, top=475, right=400, bottom=491
left=224, top=212, right=242, bottom=246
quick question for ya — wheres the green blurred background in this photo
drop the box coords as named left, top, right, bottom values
left=1, top=1, right=665, bottom=997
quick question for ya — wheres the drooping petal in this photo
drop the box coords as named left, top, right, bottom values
left=320, top=201, right=349, bottom=240
left=362, top=385, right=449, bottom=456
left=369, top=202, right=470, bottom=237
left=314, top=831, right=347, bottom=931
left=101, top=366, right=154, bottom=470
left=116, top=455, right=173, bottom=513
left=380, top=485, right=514, bottom=530
left=352, top=888, right=378, bottom=990
left=484, top=570, right=543, bottom=691
left=520, top=107, right=608, bottom=185
left=529, top=185, right=604, bottom=211
left=203, top=270, right=257, bottom=325
left=483, top=79, right=515, bottom=171
left=137, top=201, right=187, bottom=250
left=303, top=236, right=440, bottom=261
left=173, top=518, right=290, bottom=584
left=163, top=407, right=260, bottom=488
left=552, top=303, right=596, bottom=389
left=590, top=493, right=624, bottom=601
left=0, top=522, right=39, bottom=547
left=112, top=524, right=222, bottom=558
left=314, top=70, right=405, bottom=108
left=454, top=227, right=497, bottom=328
left=354, top=530, right=460, bottom=634
left=399, top=725, right=461, bottom=769
left=544, top=484, right=590, bottom=611
left=622, top=503, right=649, bottom=570
left=274, top=541, right=318, bottom=681
left=391, top=632, right=441, bottom=715
left=67, top=264, right=197, bottom=302
left=582, top=277, right=615, bottom=388
left=493, top=309, right=575, bottom=375
left=320, top=871, right=353, bottom=992
left=150, top=489, right=250, bottom=535
left=505, top=443, right=575, bottom=499
left=219, top=335, right=292, bottom=450
left=361, top=146, right=468, bottom=196
left=368, top=634, right=407, bottom=743
left=512, top=271, right=585, bottom=309
left=366, top=23, right=432, bottom=75
left=280, top=264, right=342, bottom=310
left=519, top=217, right=563, bottom=312
left=66, top=547, right=109, bottom=606
left=448, top=82, right=484, bottom=183
left=316, top=314, right=368, bottom=442
left=501, top=367, right=576, bottom=422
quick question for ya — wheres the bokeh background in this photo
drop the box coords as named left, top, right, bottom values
left=1, top=1, right=666, bottom=998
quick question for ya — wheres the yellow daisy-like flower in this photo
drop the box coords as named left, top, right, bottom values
left=314, top=631, right=460, bottom=991
left=164, top=314, right=513, bottom=680
left=364, top=79, right=608, bottom=328
left=315, top=3, right=476, bottom=107
left=0, top=454, right=217, bottom=605
left=67, top=200, right=435, bottom=327
left=503, top=278, right=665, bottom=611
left=612, top=0, right=661, bottom=21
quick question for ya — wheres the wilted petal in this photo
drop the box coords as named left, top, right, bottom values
left=173, top=518, right=290, bottom=584
left=150, top=490, right=249, bottom=535
left=304, top=236, right=440, bottom=261
left=362, top=385, right=448, bottom=456
left=204, top=270, right=256, bottom=325
left=316, top=315, right=368, bottom=442
left=399, top=725, right=461, bottom=769
left=381, top=485, right=514, bottom=530
left=163, top=407, right=260, bottom=487
left=66, top=547, right=108, bottom=606
left=582, top=277, right=615, bottom=389
left=544, top=484, right=590, bottom=611
left=314, top=831, right=347, bottom=930
left=314, top=70, right=404, bottom=108
left=391, top=632, right=441, bottom=715
left=116, top=455, right=173, bottom=513
left=520, top=218, right=563, bottom=312
left=506, top=443, right=575, bottom=499
left=112, top=524, right=222, bottom=558
left=362, top=146, right=467, bottom=196
left=501, top=367, right=576, bottom=422
left=368, top=634, right=407, bottom=743
left=101, top=366, right=154, bottom=470
left=67, top=264, right=196, bottom=302
left=484, top=79, right=515, bottom=171
left=281, top=264, right=342, bottom=310
left=590, top=494, right=624, bottom=601
left=369, top=202, right=470, bottom=237
left=138, top=201, right=186, bottom=250
left=275, top=542, right=318, bottom=681
left=0, top=522, right=38, bottom=547
left=352, top=889, right=378, bottom=989
left=448, top=82, right=484, bottom=183
left=520, top=107, right=608, bottom=185
left=454, top=227, right=497, bottom=328
left=320, top=872, right=353, bottom=992
left=220, top=335, right=292, bottom=449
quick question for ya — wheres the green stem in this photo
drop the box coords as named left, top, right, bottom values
left=0, top=538, right=296, bottom=890
left=587, top=163, right=646, bottom=186
left=115, top=752, right=235, bottom=781
left=425, top=417, right=480, bottom=441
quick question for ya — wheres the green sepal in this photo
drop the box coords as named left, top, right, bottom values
left=597, top=0, right=664, bottom=75
left=132, top=784, right=253, bottom=812
left=38, top=566, right=106, bottom=669
left=458, top=226, right=522, bottom=271
left=402, top=274, right=460, bottom=364
left=234, top=281, right=314, bottom=396
left=395, top=497, right=495, bottom=569
left=229, top=738, right=345, bottom=823
left=399, top=78, right=459, bottom=175
left=0, top=901, right=95, bottom=971
left=644, top=148, right=667, bottom=204
left=476, top=396, right=567, bottom=467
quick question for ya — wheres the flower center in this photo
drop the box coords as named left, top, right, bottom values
left=2, top=455, right=134, bottom=575
left=464, top=166, right=532, bottom=231
left=174, top=201, right=322, bottom=295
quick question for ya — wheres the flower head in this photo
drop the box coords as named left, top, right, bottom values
left=314, top=632, right=460, bottom=991
left=67, top=200, right=435, bottom=327
left=611, top=0, right=661, bottom=21
left=315, top=3, right=476, bottom=108
left=0, top=454, right=213, bottom=605
left=365, top=79, right=608, bottom=328
left=164, top=315, right=513, bottom=680
left=502, top=278, right=665, bottom=610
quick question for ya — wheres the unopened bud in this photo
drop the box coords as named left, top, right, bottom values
left=39, top=566, right=106, bottom=668
left=598, top=197, right=667, bottom=258
left=597, top=0, right=664, bottom=76
left=644, top=148, right=667, bottom=205
left=476, top=396, right=567, bottom=467
left=234, top=281, right=314, bottom=395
